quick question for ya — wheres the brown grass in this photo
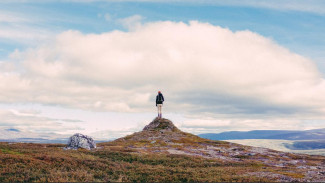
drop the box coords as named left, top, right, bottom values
left=0, top=142, right=274, bottom=182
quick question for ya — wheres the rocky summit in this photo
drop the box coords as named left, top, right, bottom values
left=66, top=133, right=96, bottom=150
left=143, top=117, right=179, bottom=132
left=113, top=117, right=200, bottom=146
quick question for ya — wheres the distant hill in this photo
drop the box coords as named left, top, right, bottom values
left=199, top=128, right=325, bottom=140
left=285, top=140, right=325, bottom=150
left=0, top=138, right=68, bottom=144
left=0, top=128, right=68, bottom=143
left=0, top=128, right=109, bottom=144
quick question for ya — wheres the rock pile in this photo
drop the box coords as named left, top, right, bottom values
left=65, top=133, right=96, bottom=150
left=113, top=117, right=198, bottom=145
left=143, top=117, right=179, bottom=132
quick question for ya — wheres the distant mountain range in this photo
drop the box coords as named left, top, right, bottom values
left=199, top=128, right=325, bottom=140
left=3, top=127, right=325, bottom=145
left=0, top=128, right=108, bottom=144
left=0, top=128, right=68, bottom=143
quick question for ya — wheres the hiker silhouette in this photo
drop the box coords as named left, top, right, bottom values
left=156, top=91, right=164, bottom=118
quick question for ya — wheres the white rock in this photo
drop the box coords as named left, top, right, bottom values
left=65, top=133, right=96, bottom=150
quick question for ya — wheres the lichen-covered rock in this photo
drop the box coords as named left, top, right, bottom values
left=66, top=133, right=96, bottom=150
left=143, top=117, right=178, bottom=132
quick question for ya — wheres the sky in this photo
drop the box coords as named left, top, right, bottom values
left=0, top=0, right=325, bottom=140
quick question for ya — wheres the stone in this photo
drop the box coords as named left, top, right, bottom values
left=65, top=133, right=96, bottom=150
left=143, top=117, right=178, bottom=132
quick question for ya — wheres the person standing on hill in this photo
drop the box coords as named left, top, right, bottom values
left=156, top=91, right=164, bottom=118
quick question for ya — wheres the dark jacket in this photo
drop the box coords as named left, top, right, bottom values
left=156, top=93, right=164, bottom=106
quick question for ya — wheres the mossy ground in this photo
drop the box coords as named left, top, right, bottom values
left=2, top=140, right=324, bottom=182
left=0, top=142, right=273, bottom=182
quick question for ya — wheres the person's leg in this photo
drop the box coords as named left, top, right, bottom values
left=158, top=104, right=162, bottom=118
left=157, top=105, right=159, bottom=117
left=160, top=104, right=162, bottom=118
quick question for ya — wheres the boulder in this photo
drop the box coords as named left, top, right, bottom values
left=66, top=133, right=96, bottom=150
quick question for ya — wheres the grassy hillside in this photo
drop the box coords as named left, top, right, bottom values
left=1, top=118, right=325, bottom=182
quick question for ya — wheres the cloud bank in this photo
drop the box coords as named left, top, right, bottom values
left=1, top=20, right=325, bottom=136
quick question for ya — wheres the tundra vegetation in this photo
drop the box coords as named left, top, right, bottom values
left=1, top=118, right=325, bottom=182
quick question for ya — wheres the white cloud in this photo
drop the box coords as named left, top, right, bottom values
left=2, top=21, right=325, bottom=113
left=89, top=127, right=140, bottom=140
left=0, top=11, right=55, bottom=45
left=118, top=14, right=143, bottom=30
left=0, top=109, right=83, bottom=135
left=176, top=115, right=317, bottom=134
left=1, top=20, right=325, bottom=135
left=0, top=27, right=53, bottom=44
left=0, top=12, right=29, bottom=23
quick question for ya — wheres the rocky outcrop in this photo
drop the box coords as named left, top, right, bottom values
left=143, top=117, right=179, bottom=132
left=113, top=117, right=201, bottom=145
left=65, top=133, right=96, bottom=150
